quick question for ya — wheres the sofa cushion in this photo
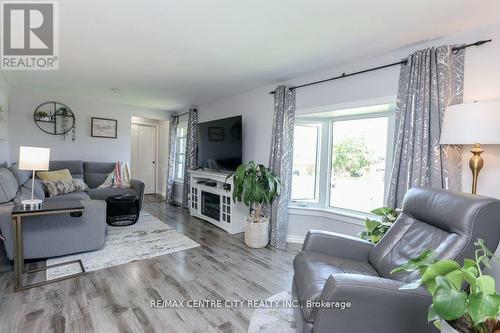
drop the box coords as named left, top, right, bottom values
left=44, top=191, right=91, bottom=202
left=0, top=168, right=19, bottom=203
left=49, top=160, right=84, bottom=180
left=23, top=178, right=47, bottom=200
left=9, top=163, right=31, bottom=185
left=88, top=187, right=137, bottom=201
left=13, top=186, right=41, bottom=203
left=84, top=162, right=115, bottom=188
left=293, top=251, right=379, bottom=322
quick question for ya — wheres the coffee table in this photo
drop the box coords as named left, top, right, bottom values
left=11, top=200, right=86, bottom=291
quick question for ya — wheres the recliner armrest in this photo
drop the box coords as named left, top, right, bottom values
left=130, top=178, right=145, bottom=210
left=302, top=230, right=374, bottom=261
left=313, top=274, right=435, bottom=333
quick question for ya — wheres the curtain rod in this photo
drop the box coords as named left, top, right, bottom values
left=268, top=39, right=492, bottom=95
left=173, top=111, right=189, bottom=118
left=173, top=107, right=198, bottom=118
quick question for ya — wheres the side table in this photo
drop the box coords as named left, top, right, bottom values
left=11, top=200, right=86, bottom=291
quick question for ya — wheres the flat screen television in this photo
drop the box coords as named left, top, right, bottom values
left=197, top=115, right=242, bottom=171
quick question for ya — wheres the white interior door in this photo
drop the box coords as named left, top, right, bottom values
left=131, top=124, right=156, bottom=194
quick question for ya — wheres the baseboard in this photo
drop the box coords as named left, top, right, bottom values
left=287, top=235, right=305, bottom=244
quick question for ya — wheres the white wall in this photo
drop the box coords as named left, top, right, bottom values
left=198, top=22, right=500, bottom=242
left=8, top=87, right=173, bottom=164
left=0, top=74, right=9, bottom=166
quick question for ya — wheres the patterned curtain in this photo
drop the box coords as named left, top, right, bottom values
left=387, top=46, right=464, bottom=208
left=182, top=108, right=199, bottom=209
left=166, top=115, right=178, bottom=203
left=269, top=86, right=296, bottom=249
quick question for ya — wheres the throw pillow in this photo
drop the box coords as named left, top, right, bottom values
left=37, top=169, right=73, bottom=182
left=0, top=167, right=19, bottom=203
left=43, top=179, right=89, bottom=197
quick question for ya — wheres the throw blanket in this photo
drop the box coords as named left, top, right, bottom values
left=99, top=162, right=131, bottom=188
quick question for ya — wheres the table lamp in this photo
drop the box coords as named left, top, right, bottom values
left=440, top=101, right=500, bottom=194
left=18, top=146, right=50, bottom=209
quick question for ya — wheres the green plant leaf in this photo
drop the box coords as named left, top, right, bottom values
left=468, top=293, right=500, bottom=326
left=421, top=260, right=461, bottom=284
left=399, top=278, right=423, bottom=290
left=370, top=207, right=393, bottom=216
left=444, top=269, right=464, bottom=291
left=427, top=304, right=441, bottom=323
left=432, top=276, right=467, bottom=321
left=391, top=250, right=437, bottom=274
left=463, top=258, right=476, bottom=270
left=477, top=275, right=496, bottom=295
left=461, top=268, right=478, bottom=294
left=475, top=239, right=494, bottom=257
left=365, top=219, right=379, bottom=232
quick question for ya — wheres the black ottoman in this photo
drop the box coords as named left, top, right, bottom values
left=105, top=194, right=140, bottom=226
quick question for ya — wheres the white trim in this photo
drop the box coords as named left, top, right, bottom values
left=296, top=95, right=397, bottom=116
left=288, top=206, right=366, bottom=226
left=286, top=235, right=305, bottom=244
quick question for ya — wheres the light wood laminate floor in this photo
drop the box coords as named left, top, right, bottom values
left=0, top=195, right=301, bottom=333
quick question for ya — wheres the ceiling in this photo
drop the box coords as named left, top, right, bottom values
left=3, top=0, right=500, bottom=110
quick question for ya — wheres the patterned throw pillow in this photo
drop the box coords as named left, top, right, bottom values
left=43, top=179, right=89, bottom=197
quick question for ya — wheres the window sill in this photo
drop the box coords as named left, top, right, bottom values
left=174, top=180, right=184, bottom=185
left=288, top=205, right=366, bottom=226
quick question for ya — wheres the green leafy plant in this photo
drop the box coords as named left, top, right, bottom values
left=359, top=207, right=399, bottom=243
left=332, top=137, right=372, bottom=177
left=227, top=161, right=281, bottom=222
left=35, top=111, right=49, bottom=118
left=391, top=239, right=500, bottom=333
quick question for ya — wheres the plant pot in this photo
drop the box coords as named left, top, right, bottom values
left=441, top=320, right=459, bottom=333
left=244, top=216, right=269, bottom=248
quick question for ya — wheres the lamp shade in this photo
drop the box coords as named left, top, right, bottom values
left=18, top=146, right=50, bottom=171
left=440, top=101, right=500, bottom=145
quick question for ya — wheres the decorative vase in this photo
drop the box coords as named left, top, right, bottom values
left=441, top=320, right=459, bottom=333
left=244, top=216, right=270, bottom=248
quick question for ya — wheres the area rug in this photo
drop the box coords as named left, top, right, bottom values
left=248, top=291, right=296, bottom=333
left=46, top=212, right=200, bottom=279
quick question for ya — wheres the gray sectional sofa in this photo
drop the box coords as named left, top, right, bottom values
left=41, top=160, right=145, bottom=210
left=0, top=160, right=145, bottom=261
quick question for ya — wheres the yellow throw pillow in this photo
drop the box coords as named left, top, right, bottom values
left=37, top=169, right=73, bottom=182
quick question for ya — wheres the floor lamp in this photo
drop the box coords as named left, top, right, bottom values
left=440, top=101, right=500, bottom=194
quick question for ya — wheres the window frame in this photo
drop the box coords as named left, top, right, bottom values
left=290, top=107, right=395, bottom=215
left=174, top=118, right=188, bottom=183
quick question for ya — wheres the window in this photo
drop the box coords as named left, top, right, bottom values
left=330, top=117, right=389, bottom=212
left=291, top=124, right=321, bottom=201
left=291, top=104, right=394, bottom=214
left=175, top=119, right=188, bottom=182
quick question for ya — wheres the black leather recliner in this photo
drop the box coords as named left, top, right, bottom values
left=292, top=187, right=500, bottom=333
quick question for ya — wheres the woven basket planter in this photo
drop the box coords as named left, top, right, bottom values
left=244, top=216, right=270, bottom=248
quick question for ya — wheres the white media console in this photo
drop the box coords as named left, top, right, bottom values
left=188, top=169, right=248, bottom=234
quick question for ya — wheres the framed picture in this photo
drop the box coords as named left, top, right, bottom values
left=208, top=127, right=224, bottom=141
left=91, top=117, right=117, bottom=138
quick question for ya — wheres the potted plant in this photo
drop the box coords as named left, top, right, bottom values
left=392, top=239, right=500, bottom=333
left=359, top=207, right=400, bottom=243
left=228, top=161, right=281, bottom=248
left=34, top=111, right=51, bottom=122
